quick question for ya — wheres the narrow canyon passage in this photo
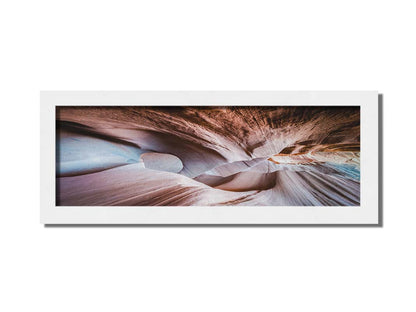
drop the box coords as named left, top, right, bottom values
left=56, top=106, right=360, bottom=206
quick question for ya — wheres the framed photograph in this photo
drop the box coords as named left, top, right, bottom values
left=40, top=91, right=379, bottom=224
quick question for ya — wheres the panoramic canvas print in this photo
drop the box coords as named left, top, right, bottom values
left=56, top=106, right=360, bottom=206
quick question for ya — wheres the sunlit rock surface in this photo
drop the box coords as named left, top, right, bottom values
left=56, top=106, right=360, bottom=206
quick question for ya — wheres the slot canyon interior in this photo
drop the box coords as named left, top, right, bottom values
left=56, top=105, right=360, bottom=206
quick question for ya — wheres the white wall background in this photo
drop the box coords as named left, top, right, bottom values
left=0, top=1, right=414, bottom=311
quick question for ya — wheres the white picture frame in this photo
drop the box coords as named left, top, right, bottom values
left=40, top=91, right=379, bottom=225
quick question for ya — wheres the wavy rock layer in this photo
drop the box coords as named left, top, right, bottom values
left=56, top=106, right=360, bottom=206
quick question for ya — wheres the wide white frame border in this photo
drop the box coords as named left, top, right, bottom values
left=40, top=91, right=379, bottom=224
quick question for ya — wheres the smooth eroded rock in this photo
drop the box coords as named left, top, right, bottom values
left=140, top=152, right=183, bottom=173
